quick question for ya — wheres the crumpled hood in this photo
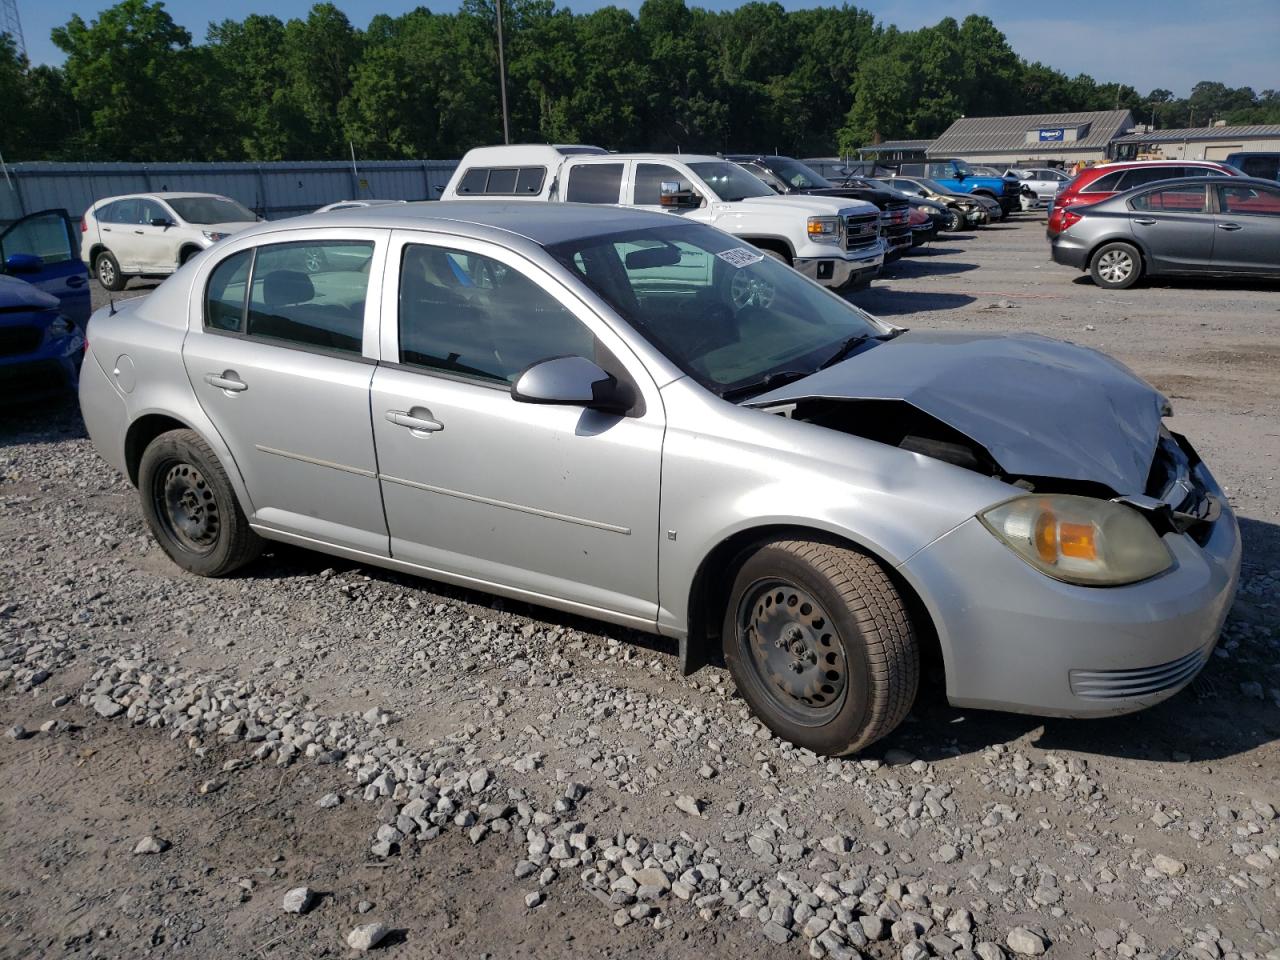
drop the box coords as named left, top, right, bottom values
left=748, top=330, right=1167, bottom=495
left=0, top=274, right=59, bottom=312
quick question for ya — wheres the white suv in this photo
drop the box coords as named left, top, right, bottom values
left=81, top=192, right=259, bottom=290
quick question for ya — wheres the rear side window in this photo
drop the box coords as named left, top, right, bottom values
left=455, top=166, right=546, bottom=196
left=1082, top=171, right=1125, bottom=193
left=565, top=164, right=624, bottom=204
left=241, top=241, right=374, bottom=354
left=1235, top=155, right=1279, bottom=179
left=1131, top=186, right=1207, bottom=213
left=205, top=249, right=253, bottom=332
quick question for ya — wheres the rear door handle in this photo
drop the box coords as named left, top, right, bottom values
left=204, top=372, right=247, bottom=393
left=385, top=409, right=443, bottom=433
left=1217, top=222, right=1242, bottom=231
left=1132, top=217, right=1156, bottom=225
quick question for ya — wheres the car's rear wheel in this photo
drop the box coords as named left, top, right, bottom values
left=1090, top=241, right=1142, bottom=289
left=138, top=429, right=261, bottom=577
left=722, top=539, right=918, bottom=755
left=95, top=251, right=125, bottom=291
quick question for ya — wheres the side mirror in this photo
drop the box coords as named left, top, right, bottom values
left=511, top=356, right=629, bottom=414
left=150, top=217, right=174, bottom=228
left=660, top=180, right=702, bottom=209
left=4, top=253, right=42, bottom=274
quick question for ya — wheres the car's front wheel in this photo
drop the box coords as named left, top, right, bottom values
left=1090, top=241, right=1142, bottom=289
left=722, top=538, right=918, bottom=755
left=138, top=429, right=261, bottom=577
left=942, top=209, right=963, bottom=232
left=95, top=251, right=125, bottom=291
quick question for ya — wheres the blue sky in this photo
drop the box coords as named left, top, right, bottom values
left=15, top=0, right=1279, bottom=98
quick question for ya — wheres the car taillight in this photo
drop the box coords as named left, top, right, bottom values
left=80, top=217, right=87, bottom=233
left=1059, top=210, right=1083, bottom=231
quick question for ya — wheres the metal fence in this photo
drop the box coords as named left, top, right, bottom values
left=0, top=159, right=460, bottom=227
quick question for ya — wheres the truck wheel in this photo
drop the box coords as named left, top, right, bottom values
left=722, top=539, right=919, bottom=756
left=96, top=251, right=125, bottom=291
left=758, top=247, right=791, bottom=265
left=1089, top=242, right=1142, bottom=290
left=138, top=429, right=261, bottom=577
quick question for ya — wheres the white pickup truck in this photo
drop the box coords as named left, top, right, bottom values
left=440, top=145, right=885, bottom=289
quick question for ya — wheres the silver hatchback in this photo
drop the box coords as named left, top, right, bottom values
left=80, top=202, right=1240, bottom=754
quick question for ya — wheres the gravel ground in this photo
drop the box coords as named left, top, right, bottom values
left=1, top=215, right=1277, bottom=960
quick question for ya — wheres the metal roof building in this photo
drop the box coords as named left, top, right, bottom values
left=1110, top=124, right=1280, bottom=162
left=926, top=110, right=1135, bottom=164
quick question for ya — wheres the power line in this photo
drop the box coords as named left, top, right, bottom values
left=0, top=0, right=25, bottom=59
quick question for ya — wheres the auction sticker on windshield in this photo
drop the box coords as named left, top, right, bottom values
left=717, top=248, right=766, bottom=268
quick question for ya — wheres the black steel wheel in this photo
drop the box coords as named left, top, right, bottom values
left=943, top=209, right=963, bottom=232
left=138, top=429, right=261, bottom=577
left=723, top=538, right=918, bottom=755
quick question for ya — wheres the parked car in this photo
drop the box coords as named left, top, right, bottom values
left=896, top=159, right=1020, bottom=215
left=80, top=202, right=1239, bottom=754
left=81, top=192, right=260, bottom=292
left=1049, top=176, right=1280, bottom=288
left=1047, top=160, right=1242, bottom=233
left=315, top=199, right=409, bottom=213
left=441, top=145, right=885, bottom=289
left=725, top=155, right=913, bottom=258
left=0, top=209, right=90, bottom=397
left=1008, top=168, right=1071, bottom=211
left=1225, top=151, right=1280, bottom=181
left=800, top=158, right=886, bottom=181
left=907, top=205, right=937, bottom=245
left=875, top=177, right=989, bottom=229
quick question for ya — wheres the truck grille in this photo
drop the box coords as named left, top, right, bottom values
left=844, top=214, right=880, bottom=251
left=0, top=327, right=42, bottom=358
left=1069, top=645, right=1211, bottom=700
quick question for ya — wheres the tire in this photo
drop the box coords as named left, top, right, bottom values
left=1089, top=241, right=1142, bottom=290
left=179, top=246, right=201, bottom=266
left=942, top=209, right=963, bottom=232
left=722, top=538, right=918, bottom=755
left=95, top=251, right=125, bottom=291
left=138, top=429, right=261, bottom=577
left=759, top=247, right=791, bottom=266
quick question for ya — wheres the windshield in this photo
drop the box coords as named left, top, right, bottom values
left=547, top=222, right=884, bottom=398
left=687, top=162, right=774, bottom=202
left=168, top=197, right=256, bottom=224
left=910, top=178, right=951, bottom=194
left=768, top=158, right=833, bottom=190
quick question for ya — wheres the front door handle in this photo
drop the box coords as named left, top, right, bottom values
left=1217, top=222, right=1242, bottom=231
left=386, top=409, right=443, bottom=433
left=1132, top=217, right=1156, bottom=226
left=204, top=372, right=247, bottom=393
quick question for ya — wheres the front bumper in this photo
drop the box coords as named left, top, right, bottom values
left=900, top=491, right=1240, bottom=718
left=795, top=245, right=884, bottom=288
left=1049, top=232, right=1090, bottom=270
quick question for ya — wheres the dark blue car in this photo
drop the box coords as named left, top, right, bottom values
left=0, top=209, right=91, bottom=398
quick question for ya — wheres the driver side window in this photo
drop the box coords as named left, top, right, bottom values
left=398, top=244, right=596, bottom=384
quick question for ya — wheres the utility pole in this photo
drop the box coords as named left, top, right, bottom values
left=495, top=0, right=511, bottom=144
left=1, top=0, right=27, bottom=59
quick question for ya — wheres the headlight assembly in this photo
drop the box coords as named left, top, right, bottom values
left=978, top=494, right=1173, bottom=586
left=806, top=217, right=843, bottom=244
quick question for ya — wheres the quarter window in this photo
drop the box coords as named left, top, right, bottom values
left=1083, top=171, right=1125, bottom=193
left=398, top=244, right=595, bottom=384
left=242, top=241, right=374, bottom=354
left=205, top=249, right=253, bottom=332
left=565, top=163, right=624, bottom=204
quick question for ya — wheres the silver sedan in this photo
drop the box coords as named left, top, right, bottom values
left=80, top=202, right=1240, bottom=754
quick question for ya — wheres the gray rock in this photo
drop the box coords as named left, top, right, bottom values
left=5, top=725, right=29, bottom=740
left=92, top=695, right=124, bottom=718
left=1153, top=853, right=1187, bottom=876
left=282, top=886, right=314, bottom=914
left=346, top=922, right=389, bottom=952
left=1005, top=928, right=1047, bottom=956
left=937, top=843, right=960, bottom=863
left=674, top=794, right=704, bottom=817
left=761, top=921, right=793, bottom=945
left=468, top=768, right=491, bottom=793
left=860, top=915, right=889, bottom=941
left=524, top=891, right=544, bottom=908
left=975, top=944, right=1006, bottom=960
left=133, top=835, right=169, bottom=855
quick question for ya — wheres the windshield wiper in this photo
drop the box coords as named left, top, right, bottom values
left=719, top=369, right=812, bottom=403
left=818, top=329, right=904, bottom=371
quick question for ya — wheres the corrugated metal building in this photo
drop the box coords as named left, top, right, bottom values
left=0, top=159, right=459, bottom=228
left=926, top=110, right=1135, bottom=164
left=1110, top=125, right=1280, bottom=162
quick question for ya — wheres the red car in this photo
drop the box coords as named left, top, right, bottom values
left=1048, top=160, right=1242, bottom=235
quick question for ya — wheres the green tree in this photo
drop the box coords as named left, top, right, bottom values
left=50, top=0, right=211, bottom=160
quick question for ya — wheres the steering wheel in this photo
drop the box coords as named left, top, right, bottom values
left=730, top=268, right=776, bottom=310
